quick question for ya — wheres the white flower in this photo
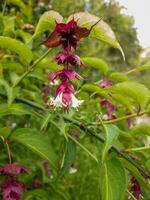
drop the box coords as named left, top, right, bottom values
left=69, top=167, right=77, bottom=174
left=71, top=94, right=84, bottom=108
left=49, top=93, right=65, bottom=108
left=50, top=93, right=84, bottom=109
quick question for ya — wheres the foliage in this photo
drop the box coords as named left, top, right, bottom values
left=0, top=1, right=150, bottom=200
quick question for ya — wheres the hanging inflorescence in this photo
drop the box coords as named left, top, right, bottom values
left=42, top=19, right=91, bottom=111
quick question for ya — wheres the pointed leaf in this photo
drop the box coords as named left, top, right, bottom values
left=68, top=12, right=125, bottom=59
left=102, top=125, right=119, bottom=162
left=0, top=103, right=34, bottom=116
left=33, top=10, right=63, bottom=39
left=81, top=57, right=109, bottom=75
left=121, top=158, right=148, bottom=188
left=111, top=81, right=150, bottom=107
left=59, top=139, right=76, bottom=176
left=99, top=157, right=127, bottom=200
left=109, top=72, right=129, bottom=82
left=81, top=83, right=107, bottom=96
left=11, top=128, right=57, bottom=169
left=0, top=36, right=33, bottom=65
left=40, top=112, right=51, bottom=131
left=130, top=123, right=150, bottom=136
left=7, top=0, right=26, bottom=10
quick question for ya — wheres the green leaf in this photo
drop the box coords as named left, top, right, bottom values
left=3, top=16, right=15, bottom=36
left=102, top=125, right=119, bottom=162
left=81, top=57, right=109, bottom=75
left=11, top=128, right=57, bottom=169
left=7, top=0, right=26, bottom=10
left=23, top=189, right=50, bottom=200
left=0, top=14, right=4, bottom=35
left=0, top=103, right=34, bottom=116
left=109, top=72, right=129, bottom=82
left=0, top=60, right=24, bottom=74
left=69, top=135, right=98, bottom=163
left=111, top=93, right=132, bottom=110
left=68, top=12, right=125, bottom=59
left=36, top=58, right=62, bottom=71
left=59, top=139, right=76, bottom=176
left=33, top=10, right=63, bottom=39
left=81, top=83, right=107, bottom=96
left=0, top=63, right=3, bottom=78
left=0, top=127, right=11, bottom=138
left=0, top=36, right=33, bottom=65
left=130, top=123, right=150, bottom=136
left=121, top=158, right=147, bottom=188
left=40, top=112, right=51, bottom=131
left=16, top=30, right=32, bottom=44
left=0, top=79, right=18, bottom=105
left=111, top=81, right=150, bottom=107
left=99, top=157, right=127, bottom=200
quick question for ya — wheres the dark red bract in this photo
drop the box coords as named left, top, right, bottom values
left=55, top=51, right=81, bottom=67
left=1, top=179, right=24, bottom=200
left=0, top=162, right=29, bottom=177
left=49, top=68, right=83, bottom=83
left=42, top=19, right=90, bottom=50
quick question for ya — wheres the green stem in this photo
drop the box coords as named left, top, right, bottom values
left=12, top=48, right=52, bottom=88
left=2, top=0, right=7, bottom=15
left=125, top=146, right=150, bottom=152
left=1, top=136, right=12, bottom=163
left=125, top=68, right=138, bottom=75
left=89, top=110, right=150, bottom=126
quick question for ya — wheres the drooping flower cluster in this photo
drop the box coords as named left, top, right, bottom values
left=0, top=162, right=29, bottom=200
left=42, top=19, right=90, bottom=111
left=99, top=79, right=117, bottom=120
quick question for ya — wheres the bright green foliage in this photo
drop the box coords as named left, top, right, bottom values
left=0, top=1, right=150, bottom=200
left=99, top=157, right=127, bottom=200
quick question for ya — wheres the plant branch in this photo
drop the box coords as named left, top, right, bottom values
left=0, top=93, right=149, bottom=178
left=12, top=48, right=52, bottom=88
left=89, top=110, right=150, bottom=125
left=62, top=116, right=149, bottom=178
left=124, top=146, right=150, bottom=152
left=125, top=68, right=138, bottom=75
left=2, top=0, right=7, bottom=15
left=1, top=136, right=12, bottom=164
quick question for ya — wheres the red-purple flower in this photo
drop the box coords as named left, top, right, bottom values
left=99, top=79, right=113, bottom=88
left=42, top=19, right=90, bottom=50
left=50, top=82, right=83, bottom=111
left=1, top=179, right=25, bottom=200
left=101, top=99, right=117, bottom=120
left=55, top=51, right=81, bottom=67
left=0, top=162, right=29, bottom=177
left=130, top=177, right=142, bottom=199
left=49, top=68, right=83, bottom=83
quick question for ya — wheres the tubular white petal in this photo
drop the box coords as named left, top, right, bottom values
left=71, top=94, right=84, bottom=108
left=50, top=93, right=66, bottom=107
